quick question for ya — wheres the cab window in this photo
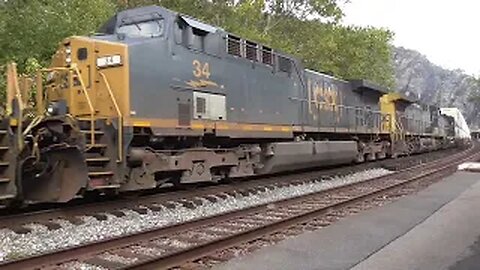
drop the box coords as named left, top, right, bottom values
left=175, top=16, right=220, bottom=56
left=117, top=19, right=164, bottom=38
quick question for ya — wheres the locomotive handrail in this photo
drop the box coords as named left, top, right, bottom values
left=98, top=71, right=123, bottom=163
left=35, top=70, right=44, bottom=115
left=287, top=96, right=392, bottom=134
left=37, top=64, right=95, bottom=144
left=291, top=60, right=308, bottom=125
left=37, top=66, right=97, bottom=145
left=290, top=96, right=386, bottom=115
left=6, top=63, right=25, bottom=149
left=72, top=65, right=96, bottom=145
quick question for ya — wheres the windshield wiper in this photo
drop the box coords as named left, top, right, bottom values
left=133, top=22, right=142, bottom=31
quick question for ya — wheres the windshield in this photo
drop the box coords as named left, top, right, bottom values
left=117, top=19, right=164, bottom=38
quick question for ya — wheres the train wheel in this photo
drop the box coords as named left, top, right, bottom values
left=354, top=151, right=365, bottom=163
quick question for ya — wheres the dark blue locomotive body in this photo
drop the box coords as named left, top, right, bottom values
left=96, top=6, right=402, bottom=138
left=90, top=5, right=454, bottom=184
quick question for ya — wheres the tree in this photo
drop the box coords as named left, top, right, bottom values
left=266, top=0, right=344, bottom=20
left=0, top=0, right=115, bottom=71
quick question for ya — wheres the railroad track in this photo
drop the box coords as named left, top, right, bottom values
left=0, top=144, right=477, bottom=270
left=0, top=147, right=455, bottom=232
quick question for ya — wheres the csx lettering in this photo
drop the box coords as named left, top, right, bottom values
left=307, top=80, right=342, bottom=121
left=308, top=81, right=338, bottom=111
left=193, top=60, right=211, bottom=79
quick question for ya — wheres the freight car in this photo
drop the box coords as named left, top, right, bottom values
left=1, top=5, right=459, bottom=205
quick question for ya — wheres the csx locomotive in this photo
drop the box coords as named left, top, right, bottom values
left=1, top=5, right=458, bottom=205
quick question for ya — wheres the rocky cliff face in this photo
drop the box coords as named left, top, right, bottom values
left=393, top=47, right=480, bottom=128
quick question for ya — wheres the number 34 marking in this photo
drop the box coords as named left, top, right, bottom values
left=193, top=60, right=211, bottom=79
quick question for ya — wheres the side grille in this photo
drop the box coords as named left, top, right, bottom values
left=196, top=97, right=206, bottom=114
left=227, top=35, right=242, bottom=56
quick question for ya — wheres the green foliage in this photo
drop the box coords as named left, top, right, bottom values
left=334, top=26, right=395, bottom=88
left=0, top=0, right=115, bottom=71
left=266, top=0, right=344, bottom=21
left=0, top=0, right=115, bottom=98
left=0, top=0, right=395, bottom=95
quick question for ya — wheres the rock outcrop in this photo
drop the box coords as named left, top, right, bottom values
left=393, top=47, right=480, bottom=128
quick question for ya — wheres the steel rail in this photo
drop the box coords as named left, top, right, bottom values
left=0, top=147, right=453, bottom=229
left=0, top=144, right=477, bottom=270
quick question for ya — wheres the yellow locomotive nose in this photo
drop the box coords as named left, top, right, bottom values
left=5, top=35, right=130, bottom=203
left=46, top=36, right=129, bottom=120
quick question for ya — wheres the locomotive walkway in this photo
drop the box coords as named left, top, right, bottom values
left=214, top=169, right=480, bottom=270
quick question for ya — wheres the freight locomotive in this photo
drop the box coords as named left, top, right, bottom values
left=1, top=5, right=461, bottom=205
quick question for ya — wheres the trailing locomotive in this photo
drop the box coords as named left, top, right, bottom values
left=1, top=5, right=460, bottom=205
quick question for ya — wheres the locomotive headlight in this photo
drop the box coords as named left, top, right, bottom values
left=46, top=71, right=55, bottom=83
left=65, top=46, right=72, bottom=65
left=47, top=102, right=58, bottom=115
left=47, top=105, right=55, bottom=115
left=96, top=55, right=122, bottom=68
left=47, top=101, right=67, bottom=116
